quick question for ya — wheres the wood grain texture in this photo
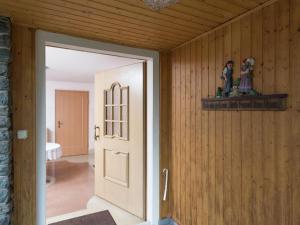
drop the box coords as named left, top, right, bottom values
left=165, top=0, right=300, bottom=224
left=290, top=0, right=300, bottom=225
left=0, top=0, right=270, bottom=50
left=159, top=51, right=172, bottom=218
left=11, top=25, right=36, bottom=225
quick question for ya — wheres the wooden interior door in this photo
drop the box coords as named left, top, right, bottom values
left=55, top=90, right=89, bottom=156
left=94, top=62, right=146, bottom=219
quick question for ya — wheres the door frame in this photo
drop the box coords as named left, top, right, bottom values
left=55, top=90, right=89, bottom=156
left=36, top=31, right=160, bottom=225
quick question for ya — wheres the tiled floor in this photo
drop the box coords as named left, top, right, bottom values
left=47, top=196, right=144, bottom=225
left=46, top=154, right=144, bottom=225
left=46, top=158, right=94, bottom=217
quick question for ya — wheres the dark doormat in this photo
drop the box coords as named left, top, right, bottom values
left=48, top=210, right=117, bottom=225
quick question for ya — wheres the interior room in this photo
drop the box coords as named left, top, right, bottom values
left=0, top=0, right=299, bottom=225
left=44, top=46, right=144, bottom=225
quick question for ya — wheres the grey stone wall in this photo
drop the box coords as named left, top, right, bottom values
left=0, top=17, right=11, bottom=225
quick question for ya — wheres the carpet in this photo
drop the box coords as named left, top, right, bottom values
left=48, top=210, right=117, bottom=225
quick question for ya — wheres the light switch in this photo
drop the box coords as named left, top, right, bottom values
left=17, top=130, right=28, bottom=139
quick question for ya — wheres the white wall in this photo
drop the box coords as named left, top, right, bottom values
left=46, top=80, right=95, bottom=152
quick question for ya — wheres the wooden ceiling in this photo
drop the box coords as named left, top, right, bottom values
left=0, top=0, right=270, bottom=50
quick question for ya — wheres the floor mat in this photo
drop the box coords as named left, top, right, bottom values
left=48, top=210, right=116, bottom=225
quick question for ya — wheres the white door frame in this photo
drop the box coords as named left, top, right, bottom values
left=36, top=31, right=160, bottom=225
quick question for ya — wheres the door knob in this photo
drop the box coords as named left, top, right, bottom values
left=58, top=120, right=63, bottom=128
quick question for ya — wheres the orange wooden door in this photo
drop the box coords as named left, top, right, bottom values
left=55, top=90, right=89, bottom=156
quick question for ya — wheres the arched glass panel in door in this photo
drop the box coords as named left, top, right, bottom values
left=103, top=82, right=129, bottom=140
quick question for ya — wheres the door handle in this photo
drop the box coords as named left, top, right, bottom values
left=58, top=120, right=63, bottom=128
left=94, top=126, right=100, bottom=140
left=162, top=168, right=169, bottom=201
left=112, top=151, right=121, bottom=155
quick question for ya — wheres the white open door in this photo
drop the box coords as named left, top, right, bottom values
left=94, top=62, right=146, bottom=219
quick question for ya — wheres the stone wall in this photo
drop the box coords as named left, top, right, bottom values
left=0, top=17, right=11, bottom=225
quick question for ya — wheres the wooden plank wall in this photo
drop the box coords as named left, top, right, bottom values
left=167, top=0, right=300, bottom=224
left=160, top=51, right=172, bottom=217
left=11, top=25, right=36, bottom=225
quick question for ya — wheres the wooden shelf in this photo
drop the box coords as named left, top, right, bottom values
left=202, top=94, right=288, bottom=111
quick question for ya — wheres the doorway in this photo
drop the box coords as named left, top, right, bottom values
left=36, top=31, right=160, bottom=225
left=45, top=46, right=146, bottom=224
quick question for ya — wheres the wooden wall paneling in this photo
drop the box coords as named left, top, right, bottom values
left=274, top=0, right=291, bottom=224
left=11, top=25, right=36, bottom=225
left=175, top=0, right=235, bottom=18
left=290, top=0, right=300, bottom=224
left=159, top=51, right=172, bottom=218
left=1, top=0, right=191, bottom=42
left=251, top=9, right=264, bottom=225
left=167, top=1, right=300, bottom=225
left=201, top=35, right=209, bottom=225
left=184, top=43, right=191, bottom=225
left=208, top=31, right=216, bottom=225
left=70, top=0, right=217, bottom=30
left=223, top=24, right=232, bottom=225
left=190, top=40, right=197, bottom=225
left=174, top=48, right=181, bottom=222
left=0, top=0, right=271, bottom=50
left=170, top=50, right=176, bottom=218
left=215, top=28, right=224, bottom=225
left=6, top=9, right=168, bottom=50
left=5, top=6, right=176, bottom=46
left=195, top=38, right=202, bottom=225
left=230, top=20, right=242, bottom=225
left=262, top=4, right=276, bottom=225
left=179, top=44, right=186, bottom=225
left=240, top=15, right=253, bottom=225
left=53, top=0, right=213, bottom=31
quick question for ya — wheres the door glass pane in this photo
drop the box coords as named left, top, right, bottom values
left=106, top=89, right=112, bottom=105
left=121, top=88, right=128, bottom=105
left=106, top=106, right=112, bottom=120
left=113, top=122, right=120, bottom=137
left=113, top=106, right=120, bottom=121
left=113, top=85, right=120, bottom=105
left=106, top=122, right=113, bottom=136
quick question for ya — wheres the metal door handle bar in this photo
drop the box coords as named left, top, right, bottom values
left=162, top=168, right=168, bottom=201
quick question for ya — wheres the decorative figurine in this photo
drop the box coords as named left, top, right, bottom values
left=229, top=78, right=241, bottom=97
left=216, top=87, right=223, bottom=98
left=221, top=60, right=234, bottom=97
left=239, top=57, right=255, bottom=94
left=249, top=89, right=260, bottom=96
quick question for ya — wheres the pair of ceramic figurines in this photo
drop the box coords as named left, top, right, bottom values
left=216, top=57, right=259, bottom=98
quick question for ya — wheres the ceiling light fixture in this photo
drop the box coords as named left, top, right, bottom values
left=143, top=0, right=179, bottom=11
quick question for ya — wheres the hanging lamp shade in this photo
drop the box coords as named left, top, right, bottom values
left=143, top=0, right=179, bottom=11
